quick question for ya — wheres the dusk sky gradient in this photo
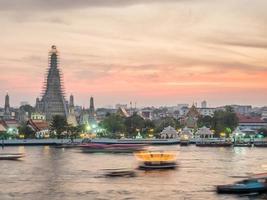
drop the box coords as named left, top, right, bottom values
left=0, top=0, right=267, bottom=108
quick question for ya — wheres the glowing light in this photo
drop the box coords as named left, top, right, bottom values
left=86, top=125, right=91, bottom=131
left=92, top=124, right=97, bottom=129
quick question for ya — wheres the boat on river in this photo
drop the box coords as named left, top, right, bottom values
left=134, top=151, right=178, bottom=170
left=89, top=138, right=179, bottom=145
left=254, top=142, right=267, bottom=147
left=80, top=143, right=146, bottom=153
left=54, top=142, right=80, bottom=148
left=0, top=153, right=25, bottom=160
left=233, top=142, right=252, bottom=147
left=196, top=138, right=232, bottom=147
left=217, top=177, right=267, bottom=194
left=103, top=168, right=136, bottom=178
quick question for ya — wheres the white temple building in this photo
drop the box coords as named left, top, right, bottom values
left=180, top=127, right=193, bottom=139
left=160, top=126, right=179, bottom=139
left=195, top=126, right=214, bottom=139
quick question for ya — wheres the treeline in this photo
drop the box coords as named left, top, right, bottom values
left=14, top=106, right=240, bottom=139
left=99, top=113, right=183, bottom=138
left=197, top=106, right=238, bottom=137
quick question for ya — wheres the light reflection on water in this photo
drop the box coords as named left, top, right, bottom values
left=0, top=146, right=267, bottom=200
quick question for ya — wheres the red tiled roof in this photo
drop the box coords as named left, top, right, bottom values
left=237, top=113, right=265, bottom=123
left=27, top=119, right=49, bottom=131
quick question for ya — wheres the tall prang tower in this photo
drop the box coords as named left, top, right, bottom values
left=36, top=45, right=68, bottom=121
left=4, top=93, right=11, bottom=119
left=89, top=96, right=96, bottom=122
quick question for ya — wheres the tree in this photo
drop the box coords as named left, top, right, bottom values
left=197, top=115, right=213, bottom=128
left=18, top=123, right=36, bottom=139
left=66, top=125, right=81, bottom=140
left=50, top=115, right=68, bottom=139
left=99, top=114, right=125, bottom=138
left=124, top=113, right=145, bottom=137
left=211, top=107, right=238, bottom=137
left=154, top=117, right=182, bottom=133
left=19, top=105, right=35, bottom=116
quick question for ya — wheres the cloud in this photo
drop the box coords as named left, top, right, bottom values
left=0, top=0, right=194, bottom=11
left=209, top=38, right=267, bottom=50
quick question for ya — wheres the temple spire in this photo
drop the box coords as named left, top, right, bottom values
left=4, top=93, right=11, bottom=118
left=35, top=45, right=68, bottom=121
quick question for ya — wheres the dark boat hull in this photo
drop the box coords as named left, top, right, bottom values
left=196, top=143, right=232, bottom=147
left=0, top=153, right=24, bottom=160
left=234, top=143, right=252, bottom=147
left=138, top=163, right=177, bottom=170
left=217, top=185, right=267, bottom=194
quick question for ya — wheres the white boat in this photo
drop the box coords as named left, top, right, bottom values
left=0, top=153, right=25, bottom=160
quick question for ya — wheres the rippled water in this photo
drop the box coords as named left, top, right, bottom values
left=0, top=145, right=267, bottom=200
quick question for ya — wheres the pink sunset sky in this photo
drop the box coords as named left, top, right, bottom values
left=0, top=0, right=267, bottom=108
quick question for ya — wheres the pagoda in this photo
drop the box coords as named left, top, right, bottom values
left=36, top=45, right=68, bottom=121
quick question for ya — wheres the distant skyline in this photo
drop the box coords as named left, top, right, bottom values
left=0, top=0, right=267, bottom=107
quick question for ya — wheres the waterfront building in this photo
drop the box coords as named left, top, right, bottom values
left=26, top=119, right=49, bottom=138
left=180, top=127, right=193, bottom=139
left=0, top=122, right=6, bottom=133
left=160, top=126, right=179, bottom=139
left=232, top=127, right=251, bottom=143
left=237, top=113, right=267, bottom=131
left=1, top=119, right=19, bottom=135
left=195, top=126, right=214, bottom=139
left=35, top=45, right=68, bottom=121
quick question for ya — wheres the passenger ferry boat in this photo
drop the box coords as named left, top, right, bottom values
left=134, top=151, right=178, bottom=170
left=89, top=138, right=179, bottom=145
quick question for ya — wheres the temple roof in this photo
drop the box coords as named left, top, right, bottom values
left=27, top=119, right=49, bottom=131
left=237, top=113, right=265, bottom=123
left=186, top=104, right=200, bottom=117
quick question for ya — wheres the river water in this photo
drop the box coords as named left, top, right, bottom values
left=0, top=145, right=267, bottom=200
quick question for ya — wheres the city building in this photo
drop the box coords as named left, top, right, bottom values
left=230, top=105, right=252, bottom=114
left=35, top=45, right=68, bottom=121
left=115, top=104, right=127, bottom=109
left=198, top=107, right=216, bottom=117
left=160, top=126, right=179, bottom=139
left=1, top=119, right=19, bottom=135
left=237, top=113, right=267, bottom=131
left=140, top=108, right=153, bottom=120
left=201, top=100, right=207, bottom=108
left=26, top=119, right=49, bottom=138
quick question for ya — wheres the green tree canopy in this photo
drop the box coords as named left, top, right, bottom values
left=197, top=115, right=213, bottom=128
left=124, top=113, right=145, bottom=137
left=50, top=115, right=68, bottom=139
left=211, top=107, right=238, bottom=137
left=18, top=123, right=36, bottom=139
left=99, top=114, right=125, bottom=138
left=154, top=117, right=182, bottom=133
left=19, top=105, right=35, bottom=116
